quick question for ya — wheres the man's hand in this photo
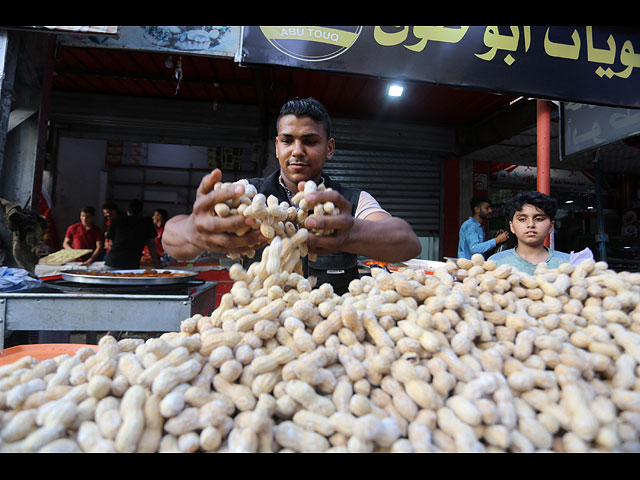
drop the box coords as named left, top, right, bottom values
left=297, top=182, right=355, bottom=254
left=163, top=169, right=268, bottom=260
left=495, top=229, right=509, bottom=244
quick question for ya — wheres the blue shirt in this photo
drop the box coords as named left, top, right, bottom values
left=488, top=247, right=571, bottom=275
left=458, top=217, right=496, bottom=259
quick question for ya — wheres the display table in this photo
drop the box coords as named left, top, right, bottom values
left=0, top=279, right=217, bottom=349
left=167, top=262, right=232, bottom=308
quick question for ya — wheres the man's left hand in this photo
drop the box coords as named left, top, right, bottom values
left=298, top=184, right=354, bottom=254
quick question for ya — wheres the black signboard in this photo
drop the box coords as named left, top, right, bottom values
left=240, top=26, right=640, bottom=109
left=560, top=102, right=640, bottom=157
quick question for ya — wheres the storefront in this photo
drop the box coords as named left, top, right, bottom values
left=4, top=26, right=640, bottom=455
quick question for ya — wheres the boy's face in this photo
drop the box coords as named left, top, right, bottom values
left=509, top=203, right=554, bottom=247
left=275, top=114, right=334, bottom=192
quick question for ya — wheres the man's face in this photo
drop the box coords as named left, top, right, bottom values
left=509, top=203, right=554, bottom=247
left=152, top=211, right=164, bottom=227
left=103, top=209, right=116, bottom=220
left=476, top=202, right=493, bottom=220
left=275, top=114, right=334, bottom=192
left=80, top=211, right=94, bottom=228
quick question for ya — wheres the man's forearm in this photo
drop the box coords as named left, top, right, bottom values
left=470, top=238, right=496, bottom=255
left=87, top=247, right=103, bottom=263
left=341, top=217, right=422, bottom=263
left=146, top=240, right=161, bottom=266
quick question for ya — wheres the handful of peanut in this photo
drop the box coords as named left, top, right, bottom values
left=2, top=226, right=640, bottom=452
left=212, top=178, right=340, bottom=262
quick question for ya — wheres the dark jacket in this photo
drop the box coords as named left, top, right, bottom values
left=247, top=170, right=361, bottom=295
left=105, top=215, right=156, bottom=269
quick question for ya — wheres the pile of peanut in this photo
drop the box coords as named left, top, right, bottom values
left=1, top=185, right=640, bottom=453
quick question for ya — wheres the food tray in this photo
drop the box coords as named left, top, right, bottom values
left=38, top=249, right=93, bottom=266
left=0, top=343, right=99, bottom=366
left=61, top=269, right=198, bottom=285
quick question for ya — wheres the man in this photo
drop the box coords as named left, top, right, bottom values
left=105, top=199, right=160, bottom=269
left=102, top=202, right=120, bottom=229
left=152, top=208, right=168, bottom=257
left=63, top=206, right=104, bottom=265
left=163, top=97, right=422, bottom=293
left=102, top=202, right=121, bottom=253
left=488, top=191, right=570, bottom=274
left=458, top=196, right=508, bottom=259
left=142, top=208, right=168, bottom=259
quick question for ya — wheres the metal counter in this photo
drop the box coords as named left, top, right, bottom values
left=0, top=281, right=217, bottom=349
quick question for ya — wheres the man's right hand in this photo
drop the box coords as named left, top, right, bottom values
left=162, top=169, right=267, bottom=259
left=495, top=229, right=509, bottom=244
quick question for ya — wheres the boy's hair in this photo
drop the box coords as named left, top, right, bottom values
left=102, top=202, right=117, bottom=210
left=276, top=97, right=332, bottom=138
left=506, top=191, right=557, bottom=221
left=80, top=206, right=95, bottom=216
left=470, top=196, right=490, bottom=214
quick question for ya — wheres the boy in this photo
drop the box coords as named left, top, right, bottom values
left=488, top=191, right=570, bottom=274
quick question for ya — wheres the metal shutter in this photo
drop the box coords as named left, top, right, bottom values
left=327, top=117, right=454, bottom=251
left=325, top=148, right=442, bottom=237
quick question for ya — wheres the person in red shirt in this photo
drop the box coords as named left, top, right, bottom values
left=151, top=208, right=167, bottom=257
left=63, top=206, right=104, bottom=265
left=102, top=202, right=122, bottom=253
left=141, top=208, right=167, bottom=262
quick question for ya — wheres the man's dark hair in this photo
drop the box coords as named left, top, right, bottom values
left=81, top=206, right=95, bottom=216
left=276, top=97, right=332, bottom=138
left=155, top=208, right=168, bottom=221
left=127, top=199, right=143, bottom=216
left=470, top=196, right=490, bottom=214
left=506, top=191, right=558, bottom=221
left=102, top=202, right=117, bottom=210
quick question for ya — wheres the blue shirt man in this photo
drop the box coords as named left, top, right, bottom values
left=458, top=196, right=508, bottom=259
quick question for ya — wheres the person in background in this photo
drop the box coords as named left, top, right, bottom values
left=163, top=97, right=422, bottom=294
left=152, top=208, right=168, bottom=257
left=458, top=196, right=509, bottom=259
left=141, top=208, right=168, bottom=263
left=488, top=190, right=570, bottom=274
left=102, top=202, right=121, bottom=254
left=63, top=206, right=104, bottom=265
left=105, top=199, right=160, bottom=269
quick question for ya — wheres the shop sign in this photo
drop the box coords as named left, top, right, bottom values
left=56, top=26, right=240, bottom=58
left=12, top=26, right=119, bottom=35
left=560, top=102, right=640, bottom=157
left=491, top=163, right=595, bottom=190
left=240, top=26, right=640, bottom=109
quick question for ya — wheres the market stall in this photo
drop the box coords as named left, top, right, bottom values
left=1, top=25, right=640, bottom=454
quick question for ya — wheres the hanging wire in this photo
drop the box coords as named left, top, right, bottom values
left=174, top=56, right=183, bottom=95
